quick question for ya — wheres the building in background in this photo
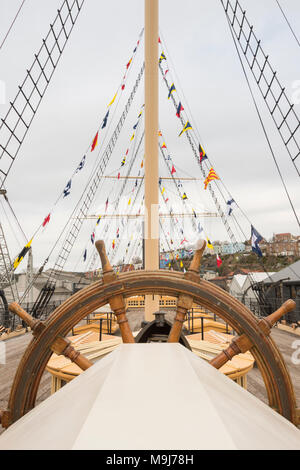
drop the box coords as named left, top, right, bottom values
left=267, top=233, right=300, bottom=257
left=255, top=260, right=300, bottom=323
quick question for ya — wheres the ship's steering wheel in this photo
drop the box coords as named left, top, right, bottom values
left=1, top=240, right=298, bottom=428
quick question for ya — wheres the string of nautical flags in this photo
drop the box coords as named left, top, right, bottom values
left=11, top=32, right=145, bottom=273
left=93, top=128, right=145, bottom=270
left=108, top=183, right=145, bottom=265
left=159, top=39, right=267, bottom=261
left=158, top=40, right=254, bottom=265
left=118, top=105, right=144, bottom=173
left=159, top=130, right=220, bottom=251
left=159, top=49, right=222, bottom=196
left=83, top=138, right=145, bottom=269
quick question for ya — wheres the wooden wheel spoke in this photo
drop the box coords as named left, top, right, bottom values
left=96, top=240, right=134, bottom=343
left=210, top=299, right=296, bottom=370
left=168, top=239, right=206, bottom=343
left=50, top=336, right=92, bottom=370
left=8, top=303, right=93, bottom=371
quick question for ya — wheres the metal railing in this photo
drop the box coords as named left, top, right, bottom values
left=86, top=311, right=115, bottom=337
left=186, top=308, right=232, bottom=340
left=231, top=295, right=299, bottom=323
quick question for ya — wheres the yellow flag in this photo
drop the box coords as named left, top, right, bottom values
left=207, top=238, right=214, bottom=250
left=130, top=133, right=135, bottom=141
left=13, top=239, right=33, bottom=270
left=108, top=92, right=117, bottom=107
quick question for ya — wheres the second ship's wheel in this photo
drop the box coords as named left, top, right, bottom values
left=1, top=240, right=298, bottom=428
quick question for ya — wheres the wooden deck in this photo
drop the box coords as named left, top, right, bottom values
left=0, top=324, right=299, bottom=435
left=247, top=327, right=300, bottom=406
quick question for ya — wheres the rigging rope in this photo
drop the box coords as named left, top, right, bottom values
left=158, top=35, right=276, bottom=300
left=0, top=0, right=26, bottom=51
left=221, top=0, right=300, bottom=178
left=159, top=62, right=241, bottom=253
left=22, top=65, right=145, bottom=311
left=0, top=0, right=86, bottom=188
left=224, top=13, right=300, bottom=229
left=75, top=106, right=146, bottom=277
left=275, top=0, right=300, bottom=50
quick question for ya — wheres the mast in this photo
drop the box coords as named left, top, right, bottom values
left=144, top=0, right=159, bottom=321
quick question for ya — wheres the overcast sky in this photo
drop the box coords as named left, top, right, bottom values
left=0, top=0, right=300, bottom=273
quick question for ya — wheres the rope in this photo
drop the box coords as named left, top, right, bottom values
left=275, top=0, right=300, bottom=50
left=225, top=14, right=300, bottom=229
left=158, top=33, right=277, bottom=299
left=4, top=195, right=27, bottom=242
left=0, top=0, right=26, bottom=51
left=0, top=199, right=22, bottom=251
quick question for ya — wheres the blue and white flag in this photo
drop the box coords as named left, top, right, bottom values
left=63, top=180, right=72, bottom=198
left=101, top=110, right=109, bottom=129
left=251, top=225, right=263, bottom=257
left=198, top=222, right=204, bottom=234
left=76, top=155, right=86, bottom=173
left=226, top=198, right=236, bottom=216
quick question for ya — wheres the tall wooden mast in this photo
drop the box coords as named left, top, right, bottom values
left=144, top=0, right=159, bottom=321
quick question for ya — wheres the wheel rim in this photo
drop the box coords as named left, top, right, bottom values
left=7, top=270, right=297, bottom=425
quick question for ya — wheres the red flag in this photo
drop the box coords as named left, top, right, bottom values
left=161, top=142, right=167, bottom=149
left=121, top=84, right=125, bottom=90
left=171, top=165, right=176, bottom=175
left=126, top=58, right=132, bottom=69
left=91, top=132, right=98, bottom=152
left=158, top=37, right=161, bottom=43
left=217, top=254, right=222, bottom=267
left=118, top=173, right=120, bottom=179
left=165, top=69, right=169, bottom=75
left=42, top=213, right=50, bottom=227
left=176, top=102, right=184, bottom=118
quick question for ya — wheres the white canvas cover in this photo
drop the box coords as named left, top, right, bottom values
left=0, top=343, right=300, bottom=450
